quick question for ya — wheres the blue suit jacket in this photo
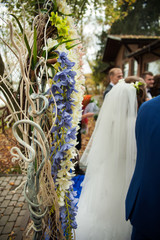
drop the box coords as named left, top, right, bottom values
left=126, top=96, right=160, bottom=239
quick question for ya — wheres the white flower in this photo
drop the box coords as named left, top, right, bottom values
left=66, top=17, right=75, bottom=28
left=67, top=148, right=78, bottom=159
left=71, top=92, right=83, bottom=105
left=57, top=0, right=71, bottom=14
left=68, top=139, right=78, bottom=147
left=56, top=177, right=72, bottom=191
left=57, top=43, right=68, bottom=53
left=58, top=198, right=65, bottom=207
left=68, top=28, right=78, bottom=39
left=43, top=38, right=58, bottom=51
left=57, top=168, right=75, bottom=179
left=60, top=159, right=75, bottom=170
left=60, top=190, right=65, bottom=198
left=57, top=168, right=68, bottom=178
left=71, top=112, right=82, bottom=126
left=135, top=81, right=139, bottom=88
left=75, top=74, right=86, bottom=84
left=57, top=190, right=66, bottom=206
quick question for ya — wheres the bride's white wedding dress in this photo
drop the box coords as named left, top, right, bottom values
left=76, top=81, right=137, bottom=240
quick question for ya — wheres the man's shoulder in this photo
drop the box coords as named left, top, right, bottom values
left=138, top=96, right=160, bottom=120
left=140, top=96, right=160, bottom=110
left=103, top=85, right=112, bottom=99
left=104, top=84, right=113, bottom=96
left=108, top=83, right=113, bottom=89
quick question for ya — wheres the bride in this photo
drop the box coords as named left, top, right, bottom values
left=75, top=77, right=146, bottom=240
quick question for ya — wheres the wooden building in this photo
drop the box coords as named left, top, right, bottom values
left=103, top=35, right=160, bottom=77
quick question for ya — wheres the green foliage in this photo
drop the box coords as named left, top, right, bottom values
left=104, top=0, right=136, bottom=25
left=1, top=0, right=137, bottom=88
left=66, top=0, right=136, bottom=25
left=110, top=0, right=160, bottom=35
left=66, top=0, right=102, bottom=21
left=92, top=0, right=160, bottom=86
left=91, top=30, right=108, bottom=85
left=92, top=60, right=108, bottom=85
left=66, top=42, right=81, bottom=50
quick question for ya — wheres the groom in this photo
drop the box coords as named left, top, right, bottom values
left=103, top=68, right=123, bottom=99
left=125, top=96, right=160, bottom=239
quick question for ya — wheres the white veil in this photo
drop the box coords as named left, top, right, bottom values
left=76, top=80, right=137, bottom=240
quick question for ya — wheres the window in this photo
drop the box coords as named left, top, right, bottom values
left=147, top=59, right=160, bottom=74
left=123, top=62, right=129, bottom=78
left=132, top=60, right=138, bottom=75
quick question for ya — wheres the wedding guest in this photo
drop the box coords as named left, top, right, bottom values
left=126, top=94, right=160, bottom=239
left=150, top=74, right=160, bottom=97
left=103, top=67, right=123, bottom=99
left=141, top=71, right=154, bottom=99
left=125, top=76, right=146, bottom=108
left=76, top=77, right=146, bottom=240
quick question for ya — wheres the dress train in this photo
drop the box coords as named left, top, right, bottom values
left=76, top=81, right=137, bottom=239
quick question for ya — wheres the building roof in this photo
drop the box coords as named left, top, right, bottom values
left=127, top=39, right=160, bottom=58
left=103, top=35, right=160, bottom=62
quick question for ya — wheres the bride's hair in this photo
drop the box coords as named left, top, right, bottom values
left=125, top=76, right=147, bottom=108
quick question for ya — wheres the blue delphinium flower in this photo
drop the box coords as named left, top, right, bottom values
left=65, top=127, right=77, bottom=142
left=54, top=69, right=76, bottom=87
left=57, top=52, right=75, bottom=68
left=50, top=83, right=63, bottom=94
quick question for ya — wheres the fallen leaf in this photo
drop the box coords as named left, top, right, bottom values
left=9, top=231, right=15, bottom=236
left=9, top=182, right=15, bottom=186
left=18, top=203, right=23, bottom=207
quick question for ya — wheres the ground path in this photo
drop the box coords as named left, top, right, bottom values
left=0, top=175, right=30, bottom=240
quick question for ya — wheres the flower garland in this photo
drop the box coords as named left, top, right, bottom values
left=119, top=79, right=143, bottom=92
left=48, top=52, right=79, bottom=237
left=45, top=0, right=85, bottom=238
